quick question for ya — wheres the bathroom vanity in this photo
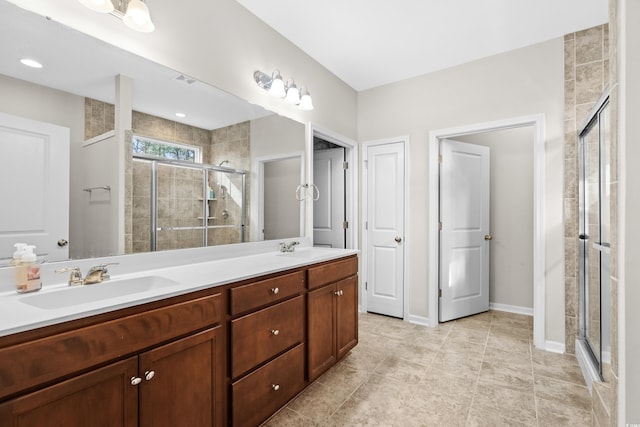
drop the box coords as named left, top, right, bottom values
left=0, top=246, right=358, bottom=427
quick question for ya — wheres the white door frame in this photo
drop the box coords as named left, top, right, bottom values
left=361, top=136, right=410, bottom=318
left=252, top=151, right=305, bottom=241
left=306, top=123, right=358, bottom=250
left=428, top=114, right=546, bottom=349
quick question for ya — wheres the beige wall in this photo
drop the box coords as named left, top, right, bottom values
left=8, top=0, right=358, bottom=140
left=457, top=127, right=534, bottom=310
left=358, top=39, right=565, bottom=342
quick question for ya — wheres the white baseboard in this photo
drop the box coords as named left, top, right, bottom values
left=544, top=340, right=566, bottom=354
left=407, top=314, right=430, bottom=327
left=489, top=302, right=534, bottom=316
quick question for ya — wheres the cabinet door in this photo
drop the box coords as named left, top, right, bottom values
left=336, top=275, right=359, bottom=360
left=139, top=327, right=224, bottom=427
left=0, top=357, right=138, bottom=427
left=307, top=283, right=337, bottom=381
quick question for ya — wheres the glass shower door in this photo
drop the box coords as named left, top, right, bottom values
left=578, top=94, right=611, bottom=378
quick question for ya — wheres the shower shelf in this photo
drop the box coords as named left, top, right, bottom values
left=197, top=217, right=217, bottom=220
left=197, top=198, right=218, bottom=201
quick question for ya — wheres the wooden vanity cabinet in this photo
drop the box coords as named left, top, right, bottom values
left=228, top=270, right=306, bottom=427
left=0, top=291, right=226, bottom=427
left=307, top=256, right=358, bottom=382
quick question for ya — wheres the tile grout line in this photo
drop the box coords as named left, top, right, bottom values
left=463, top=313, right=492, bottom=427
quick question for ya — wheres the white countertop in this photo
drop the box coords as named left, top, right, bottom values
left=0, top=243, right=358, bottom=337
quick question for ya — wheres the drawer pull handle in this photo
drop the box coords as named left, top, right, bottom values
left=271, top=287, right=279, bottom=295
left=271, top=329, right=280, bottom=336
left=144, top=370, right=155, bottom=381
left=272, top=384, right=280, bottom=391
left=131, top=376, right=142, bottom=386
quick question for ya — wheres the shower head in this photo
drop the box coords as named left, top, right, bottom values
left=218, top=160, right=229, bottom=167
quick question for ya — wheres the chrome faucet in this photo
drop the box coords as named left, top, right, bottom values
left=55, top=263, right=119, bottom=286
left=279, top=241, right=300, bottom=253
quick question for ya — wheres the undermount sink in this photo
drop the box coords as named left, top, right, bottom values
left=276, top=247, right=333, bottom=260
left=20, top=276, right=180, bottom=310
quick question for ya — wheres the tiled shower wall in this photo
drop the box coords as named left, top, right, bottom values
left=564, top=12, right=619, bottom=426
left=83, top=100, right=251, bottom=253
left=563, top=23, right=609, bottom=355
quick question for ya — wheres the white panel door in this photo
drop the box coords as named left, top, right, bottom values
left=365, top=142, right=404, bottom=318
left=0, top=112, right=69, bottom=261
left=313, top=148, right=345, bottom=248
left=439, top=139, right=490, bottom=322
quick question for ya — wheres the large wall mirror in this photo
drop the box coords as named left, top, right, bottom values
left=0, top=0, right=306, bottom=265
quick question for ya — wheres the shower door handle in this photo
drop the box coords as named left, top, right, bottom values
left=579, top=234, right=589, bottom=240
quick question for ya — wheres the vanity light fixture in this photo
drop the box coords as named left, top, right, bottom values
left=284, top=80, right=300, bottom=104
left=299, top=88, right=314, bottom=111
left=78, top=0, right=155, bottom=33
left=253, top=69, right=314, bottom=111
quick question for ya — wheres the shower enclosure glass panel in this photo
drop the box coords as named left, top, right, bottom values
left=578, top=93, right=611, bottom=378
left=132, top=157, right=246, bottom=253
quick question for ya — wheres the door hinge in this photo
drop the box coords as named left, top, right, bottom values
left=343, top=221, right=349, bottom=229
left=364, top=159, right=368, bottom=169
left=343, top=161, right=349, bottom=170
left=439, top=222, right=442, bottom=231
left=438, top=289, right=442, bottom=298
left=439, top=154, right=443, bottom=163
left=365, top=281, right=368, bottom=290
left=365, top=221, right=368, bottom=230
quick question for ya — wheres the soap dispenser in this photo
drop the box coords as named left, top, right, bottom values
left=11, top=243, right=27, bottom=266
left=16, top=245, right=42, bottom=293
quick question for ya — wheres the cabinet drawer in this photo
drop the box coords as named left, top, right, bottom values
left=0, top=293, right=223, bottom=401
left=231, top=296, right=304, bottom=379
left=307, top=256, right=358, bottom=290
left=230, top=270, right=305, bottom=315
left=231, top=343, right=304, bottom=427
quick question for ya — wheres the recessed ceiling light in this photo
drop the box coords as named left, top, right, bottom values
left=20, top=58, right=43, bottom=69
left=175, top=113, right=187, bottom=118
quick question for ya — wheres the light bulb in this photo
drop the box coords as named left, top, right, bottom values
left=299, top=90, right=314, bottom=110
left=269, top=72, right=286, bottom=98
left=285, top=82, right=300, bottom=104
left=123, top=0, right=155, bottom=32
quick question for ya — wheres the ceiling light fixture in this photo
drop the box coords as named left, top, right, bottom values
left=78, top=0, right=155, bottom=33
left=175, top=112, right=186, bottom=118
left=20, top=58, right=43, bottom=69
left=253, top=70, right=314, bottom=111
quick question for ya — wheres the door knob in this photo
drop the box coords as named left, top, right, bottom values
left=484, top=234, right=493, bottom=241
left=395, top=236, right=402, bottom=243
left=57, top=239, right=69, bottom=247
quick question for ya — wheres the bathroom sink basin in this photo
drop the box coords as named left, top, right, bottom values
left=276, top=248, right=334, bottom=260
left=20, top=276, right=180, bottom=310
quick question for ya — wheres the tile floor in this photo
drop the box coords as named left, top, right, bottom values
left=266, top=311, right=592, bottom=426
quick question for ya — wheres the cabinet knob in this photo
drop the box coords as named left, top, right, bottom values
left=271, top=329, right=280, bottom=336
left=334, top=290, right=340, bottom=296
left=272, top=384, right=280, bottom=391
left=335, top=290, right=344, bottom=296
left=144, top=370, right=155, bottom=381
left=271, top=287, right=279, bottom=295
left=131, top=377, right=142, bottom=386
